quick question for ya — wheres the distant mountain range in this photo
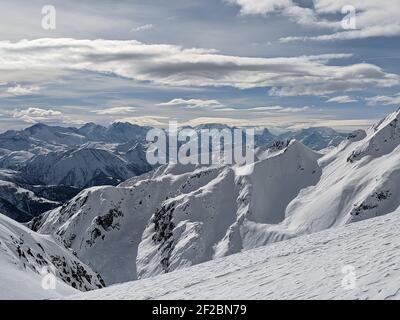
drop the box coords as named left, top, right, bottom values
left=0, top=122, right=348, bottom=222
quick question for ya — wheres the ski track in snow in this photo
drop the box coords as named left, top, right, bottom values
left=68, top=209, right=400, bottom=300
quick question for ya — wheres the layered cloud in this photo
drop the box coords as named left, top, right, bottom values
left=0, top=38, right=398, bottom=98
left=243, top=106, right=310, bottom=113
left=228, top=0, right=400, bottom=41
left=366, top=94, right=400, bottom=106
left=92, top=107, right=137, bottom=115
left=158, top=98, right=224, bottom=109
left=326, top=95, right=358, bottom=104
left=227, top=0, right=339, bottom=29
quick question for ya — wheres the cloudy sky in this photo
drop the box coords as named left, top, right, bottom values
left=0, top=0, right=399, bottom=132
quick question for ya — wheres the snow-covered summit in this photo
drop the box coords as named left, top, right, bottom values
left=348, top=108, right=400, bottom=163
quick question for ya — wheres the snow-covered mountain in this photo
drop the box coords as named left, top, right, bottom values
left=0, top=180, right=59, bottom=222
left=0, top=123, right=155, bottom=220
left=77, top=122, right=150, bottom=143
left=0, top=122, right=149, bottom=150
left=0, top=213, right=104, bottom=299
left=0, top=124, right=85, bottom=153
left=0, top=122, right=154, bottom=186
left=254, top=128, right=276, bottom=147
left=68, top=208, right=400, bottom=300
left=21, top=147, right=139, bottom=188
left=0, top=168, right=81, bottom=222
left=188, top=124, right=345, bottom=151
left=0, top=122, right=150, bottom=153
left=277, top=127, right=348, bottom=151
left=29, top=110, right=400, bottom=287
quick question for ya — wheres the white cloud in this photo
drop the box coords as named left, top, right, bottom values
left=246, top=106, right=310, bottom=112
left=6, top=84, right=41, bottom=96
left=0, top=38, right=398, bottom=97
left=365, top=94, right=400, bottom=106
left=93, top=107, right=137, bottom=115
left=130, top=24, right=154, bottom=32
left=0, top=83, right=41, bottom=97
left=227, top=0, right=339, bottom=29
left=228, top=0, right=400, bottom=41
left=12, top=107, right=64, bottom=123
left=226, top=0, right=293, bottom=15
left=277, top=106, right=310, bottom=112
left=157, top=98, right=224, bottom=109
left=326, top=95, right=358, bottom=104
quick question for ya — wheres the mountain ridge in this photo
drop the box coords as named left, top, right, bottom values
left=28, top=110, right=400, bottom=287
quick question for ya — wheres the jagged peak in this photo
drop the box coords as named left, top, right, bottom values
left=79, top=122, right=105, bottom=129
left=347, top=108, right=400, bottom=163
left=370, top=107, right=400, bottom=133
left=110, top=121, right=144, bottom=129
left=24, top=123, right=50, bottom=133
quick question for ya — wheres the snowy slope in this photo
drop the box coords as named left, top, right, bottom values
left=68, top=208, right=400, bottom=300
left=0, top=213, right=105, bottom=299
left=0, top=150, right=35, bottom=170
left=276, top=109, right=400, bottom=238
left=33, top=140, right=321, bottom=284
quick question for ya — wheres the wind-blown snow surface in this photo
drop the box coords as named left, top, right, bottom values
left=0, top=213, right=105, bottom=299
left=32, top=110, right=400, bottom=288
left=68, top=209, right=400, bottom=300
